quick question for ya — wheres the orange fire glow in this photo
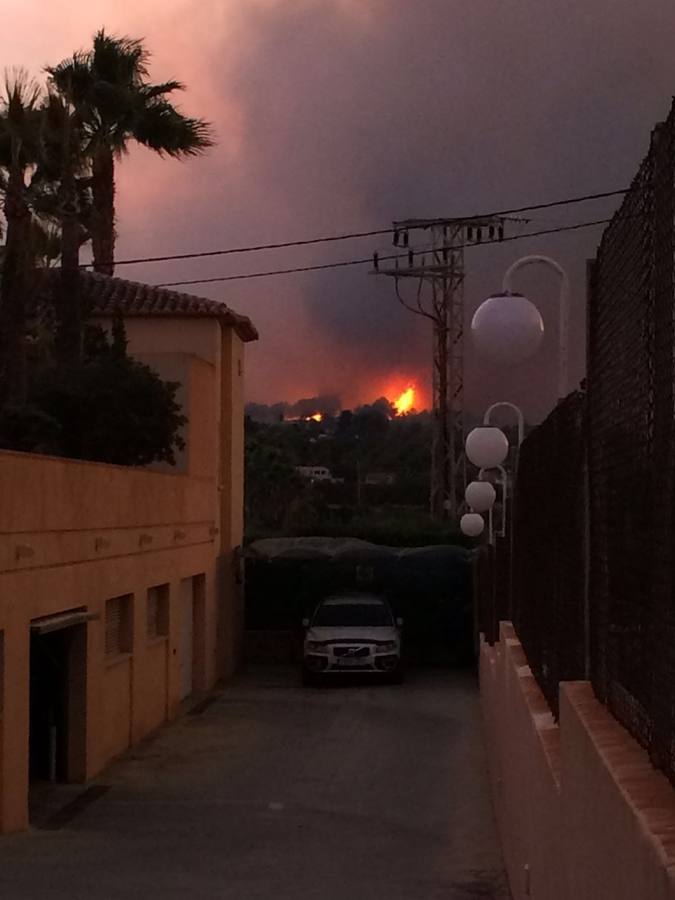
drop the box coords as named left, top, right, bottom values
left=309, top=413, right=323, bottom=422
left=394, top=386, right=415, bottom=415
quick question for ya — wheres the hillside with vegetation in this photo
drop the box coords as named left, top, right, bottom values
left=245, top=404, right=472, bottom=546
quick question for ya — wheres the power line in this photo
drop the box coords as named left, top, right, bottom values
left=155, top=216, right=615, bottom=288
left=86, top=187, right=628, bottom=272
left=398, top=188, right=629, bottom=228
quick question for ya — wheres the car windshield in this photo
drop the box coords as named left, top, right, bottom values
left=313, top=601, right=393, bottom=627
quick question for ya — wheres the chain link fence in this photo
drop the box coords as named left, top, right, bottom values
left=588, top=104, right=675, bottom=773
left=475, top=101, right=675, bottom=781
left=512, top=390, right=587, bottom=716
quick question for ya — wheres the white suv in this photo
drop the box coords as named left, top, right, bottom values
left=302, top=593, right=403, bottom=684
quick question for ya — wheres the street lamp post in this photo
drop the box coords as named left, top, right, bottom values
left=483, top=401, right=525, bottom=447
left=479, top=464, right=508, bottom=539
left=471, top=255, right=570, bottom=402
left=462, top=425, right=509, bottom=543
left=502, top=255, right=570, bottom=400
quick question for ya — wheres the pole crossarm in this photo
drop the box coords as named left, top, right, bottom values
left=373, top=215, right=509, bottom=519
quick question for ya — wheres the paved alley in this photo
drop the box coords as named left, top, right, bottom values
left=0, top=668, right=508, bottom=900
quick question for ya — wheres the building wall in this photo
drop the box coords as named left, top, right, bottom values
left=0, top=324, right=247, bottom=834
left=217, top=328, right=246, bottom=678
left=481, top=623, right=675, bottom=900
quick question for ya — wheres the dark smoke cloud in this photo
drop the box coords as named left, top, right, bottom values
left=184, top=0, right=675, bottom=422
left=33, top=0, right=674, bottom=422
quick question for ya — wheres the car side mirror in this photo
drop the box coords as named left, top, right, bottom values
left=302, top=618, right=310, bottom=629
left=396, top=617, right=404, bottom=628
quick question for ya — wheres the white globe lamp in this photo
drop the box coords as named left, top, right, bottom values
left=465, top=480, right=496, bottom=513
left=465, top=427, right=509, bottom=469
left=471, top=292, right=544, bottom=364
left=460, top=513, right=485, bottom=538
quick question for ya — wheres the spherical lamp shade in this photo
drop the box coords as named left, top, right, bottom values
left=465, top=480, right=496, bottom=513
left=471, top=292, right=544, bottom=365
left=465, top=427, right=509, bottom=469
left=460, top=513, right=485, bottom=538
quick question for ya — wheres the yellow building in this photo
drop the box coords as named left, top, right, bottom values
left=0, top=272, right=257, bottom=832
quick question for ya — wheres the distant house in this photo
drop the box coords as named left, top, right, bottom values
left=0, top=272, right=257, bottom=833
left=297, top=465, right=338, bottom=483
left=364, top=472, right=397, bottom=486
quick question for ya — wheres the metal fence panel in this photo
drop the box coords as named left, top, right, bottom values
left=512, top=391, right=587, bottom=715
left=475, top=103, right=675, bottom=778
left=588, top=107, right=675, bottom=775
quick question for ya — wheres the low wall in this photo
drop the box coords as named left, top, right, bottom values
left=481, top=623, right=675, bottom=900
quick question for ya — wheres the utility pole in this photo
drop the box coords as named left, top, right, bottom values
left=373, top=216, right=508, bottom=520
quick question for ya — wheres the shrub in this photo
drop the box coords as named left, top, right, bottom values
left=0, top=325, right=186, bottom=466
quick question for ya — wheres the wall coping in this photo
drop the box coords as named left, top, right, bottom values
left=562, top=681, right=675, bottom=874
left=492, top=621, right=675, bottom=880
left=0, top=447, right=195, bottom=479
left=494, top=623, right=562, bottom=788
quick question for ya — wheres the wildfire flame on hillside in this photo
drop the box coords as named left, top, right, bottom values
left=394, top=386, right=415, bottom=415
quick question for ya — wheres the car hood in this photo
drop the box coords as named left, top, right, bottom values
left=305, top=626, right=399, bottom=644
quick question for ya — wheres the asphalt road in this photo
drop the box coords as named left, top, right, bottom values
left=0, top=667, right=509, bottom=900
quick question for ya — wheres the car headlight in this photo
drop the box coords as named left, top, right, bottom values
left=376, top=642, right=398, bottom=653
left=305, top=641, right=328, bottom=653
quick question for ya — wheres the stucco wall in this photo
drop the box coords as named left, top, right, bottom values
left=0, top=317, right=248, bottom=834
left=0, top=445, right=223, bottom=832
left=481, top=623, right=675, bottom=900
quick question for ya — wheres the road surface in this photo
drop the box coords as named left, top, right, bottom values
left=0, top=667, right=509, bottom=899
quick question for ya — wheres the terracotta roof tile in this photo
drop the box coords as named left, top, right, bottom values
left=35, top=270, right=258, bottom=342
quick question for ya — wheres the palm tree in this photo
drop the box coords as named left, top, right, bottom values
left=37, top=88, right=91, bottom=363
left=0, top=71, right=43, bottom=403
left=48, top=30, right=214, bottom=276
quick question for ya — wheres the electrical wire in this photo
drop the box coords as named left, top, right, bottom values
left=399, top=188, right=629, bottom=228
left=155, top=216, right=616, bottom=288
left=83, top=188, right=628, bottom=272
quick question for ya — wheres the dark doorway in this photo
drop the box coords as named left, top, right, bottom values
left=29, top=624, right=87, bottom=786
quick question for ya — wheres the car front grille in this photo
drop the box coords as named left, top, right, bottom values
left=333, top=645, right=370, bottom=658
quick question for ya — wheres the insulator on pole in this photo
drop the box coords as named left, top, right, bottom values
left=443, top=247, right=449, bottom=263
left=403, top=230, right=409, bottom=248
left=393, top=229, right=400, bottom=247
left=467, top=226, right=474, bottom=242
left=498, top=224, right=504, bottom=241
left=373, top=252, right=379, bottom=271
left=408, top=249, right=414, bottom=268
left=476, top=228, right=482, bottom=243
left=489, top=225, right=495, bottom=240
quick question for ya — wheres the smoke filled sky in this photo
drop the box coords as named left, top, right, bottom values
left=3, top=1, right=675, bottom=420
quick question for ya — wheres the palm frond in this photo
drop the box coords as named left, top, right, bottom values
left=141, top=80, right=185, bottom=100
left=92, top=29, right=150, bottom=84
left=30, top=216, right=62, bottom=266
left=46, top=52, right=93, bottom=100
left=132, top=99, right=214, bottom=157
left=35, top=90, right=91, bottom=187
left=0, top=69, right=44, bottom=170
